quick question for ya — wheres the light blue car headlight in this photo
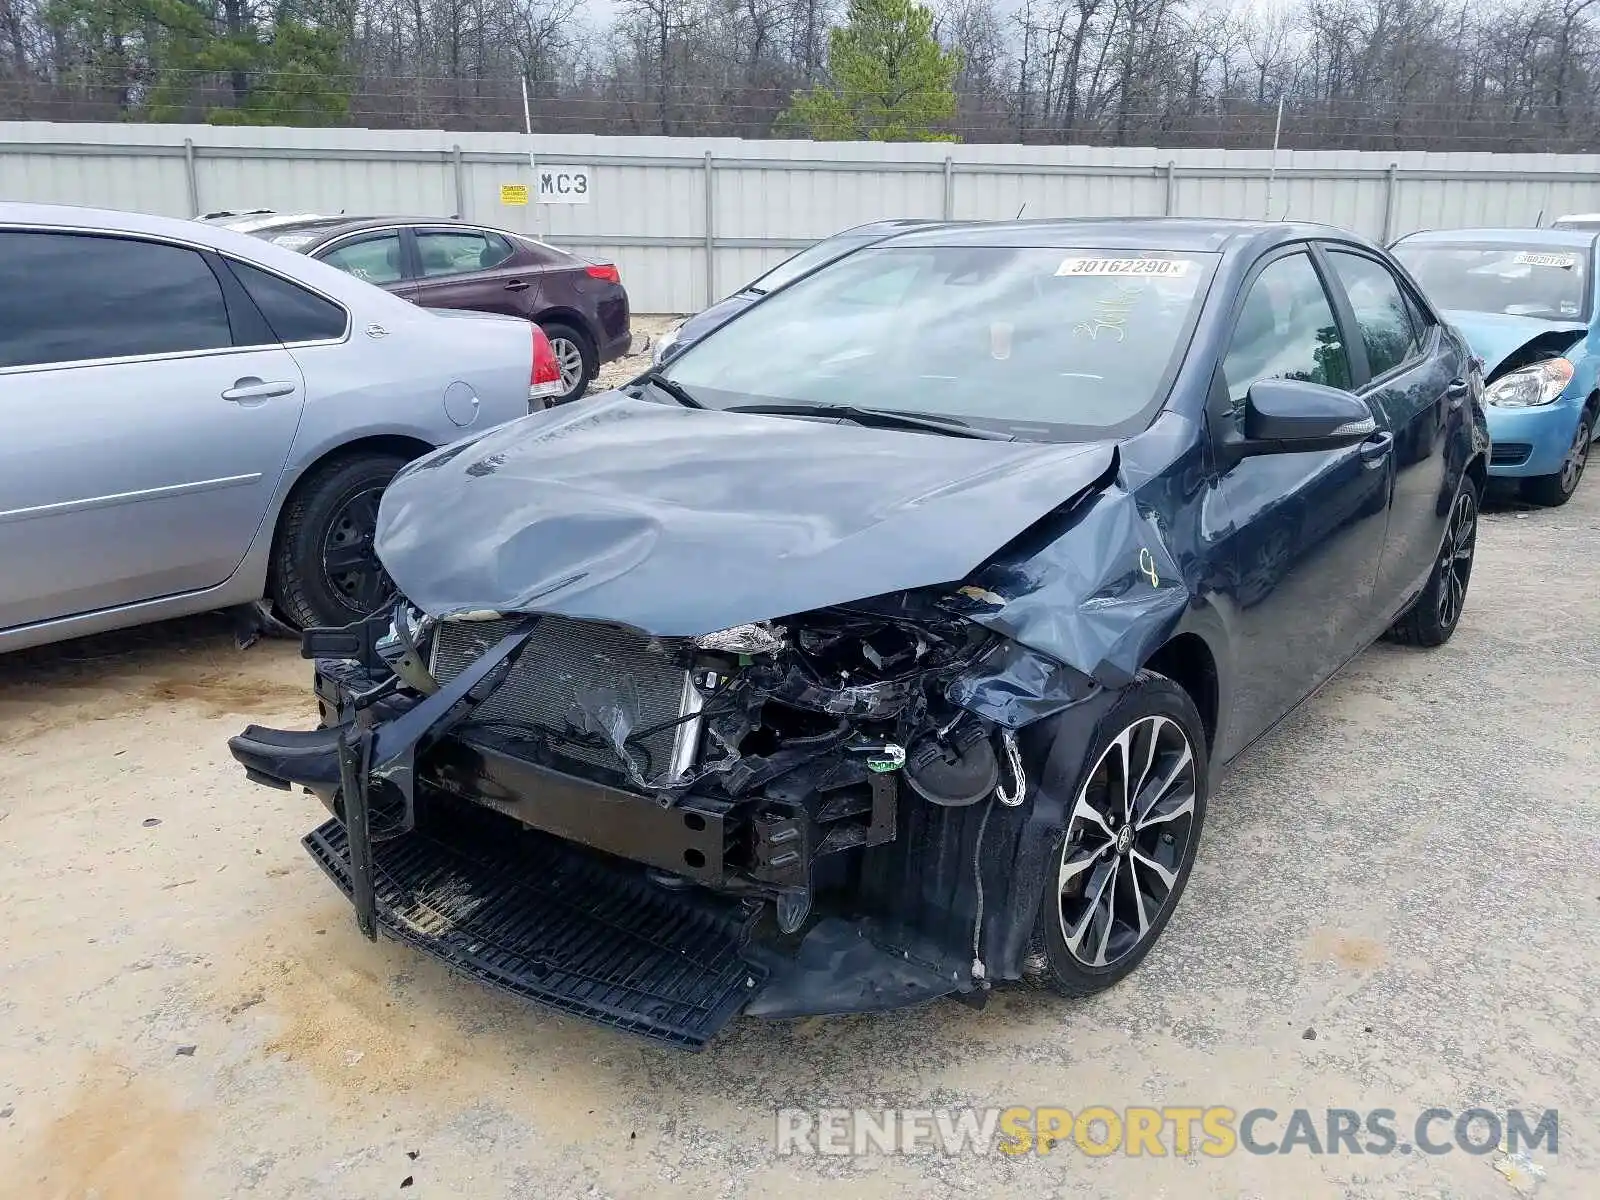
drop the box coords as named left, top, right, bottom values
left=1485, top=358, right=1574, bottom=407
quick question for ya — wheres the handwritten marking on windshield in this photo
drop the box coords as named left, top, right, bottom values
left=1074, top=283, right=1144, bottom=341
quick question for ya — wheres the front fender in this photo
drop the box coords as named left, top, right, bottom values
left=959, top=483, right=1191, bottom=690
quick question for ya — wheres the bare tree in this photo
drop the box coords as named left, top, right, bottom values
left=11, top=0, right=1600, bottom=149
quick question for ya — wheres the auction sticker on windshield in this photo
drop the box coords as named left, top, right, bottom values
left=1057, top=257, right=1192, bottom=278
left=1513, top=252, right=1578, bottom=268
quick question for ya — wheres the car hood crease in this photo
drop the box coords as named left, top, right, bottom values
left=374, top=392, right=1119, bottom=635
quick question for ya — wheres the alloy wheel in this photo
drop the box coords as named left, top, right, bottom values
left=320, top=485, right=394, bottom=616
left=549, top=336, right=585, bottom=395
left=1559, top=418, right=1591, bottom=495
left=1435, top=486, right=1477, bottom=630
left=1058, top=715, right=1199, bottom=969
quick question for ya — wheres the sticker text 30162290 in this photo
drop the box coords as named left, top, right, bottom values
left=1057, top=257, right=1193, bottom=278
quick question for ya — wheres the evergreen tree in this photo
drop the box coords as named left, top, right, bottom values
left=779, top=0, right=961, bottom=141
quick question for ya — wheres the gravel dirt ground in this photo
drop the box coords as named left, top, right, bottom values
left=595, top=314, right=678, bottom=391
left=2, top=460, right=1596, bottom=1199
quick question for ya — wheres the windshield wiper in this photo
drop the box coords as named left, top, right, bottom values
left=725, top=402, right=1014, bottom=441
left=635, top=371, right=704, bottom=408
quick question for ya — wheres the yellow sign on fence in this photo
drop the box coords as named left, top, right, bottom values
left=499, top=183, right=529, bottom=206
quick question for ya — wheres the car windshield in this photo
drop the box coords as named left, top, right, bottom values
left=1394, top=243, right=1590, bottom=320
left=744, top=232, right=885, bottom=295
left=664, top=244, right=1217, bottom=440
left=264, top=231, right=328, bottom=252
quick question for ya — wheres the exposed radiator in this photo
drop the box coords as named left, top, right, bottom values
left=429, top=615, right=700, bottom=782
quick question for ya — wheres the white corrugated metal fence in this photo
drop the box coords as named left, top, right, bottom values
left=5, top=121, right=1600, bottom=312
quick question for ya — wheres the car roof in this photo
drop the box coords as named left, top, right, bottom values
left=258, top=215, right=562, bottom=253
left=878, top=217, right=1373, bottom=255
left=833, top=218, right=947, bottom=237
left=0, top=201, right=423, bottom=311
left=1396, top=227, right=1599, bottom=249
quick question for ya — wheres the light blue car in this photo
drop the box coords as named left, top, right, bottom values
left=1393, top=228, right=1598, bottom=505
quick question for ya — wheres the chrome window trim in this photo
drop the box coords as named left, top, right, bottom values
left=1, top=343, right=311, bottom=378
left=0, top=221, right=354, bottom=372
left=311, top=220, right=523, bottom=249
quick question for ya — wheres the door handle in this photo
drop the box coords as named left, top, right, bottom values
left=1445, top=378, right=1470, bottom=409
left=504, top=279, right=530, bottom=292
left=1359, top=431, right=1395, bottom=464
left=222, top=379, right=297, bottom=403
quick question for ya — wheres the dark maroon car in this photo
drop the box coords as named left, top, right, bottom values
left=238, top=215, right=632, bottom=402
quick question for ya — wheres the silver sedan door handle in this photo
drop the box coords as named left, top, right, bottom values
left=222, top=378, right=298, bottom=403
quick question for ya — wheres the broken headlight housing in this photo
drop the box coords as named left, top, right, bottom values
left=1485, top=358, right=1574, bottom=407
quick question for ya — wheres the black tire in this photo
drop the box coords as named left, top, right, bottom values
left=539, top=320, right=595, bottom=403
left=1385, top=475, right=1478, bottom=647
left=1521, top=409, right=1592, bottom=507
left=269, top=452, right=410, bottom=630
left=1026, top=670, right=1209, bottom=998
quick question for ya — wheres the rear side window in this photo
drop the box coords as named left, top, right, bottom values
left=319, top=233, right=404, bottom=284
left=416, top=230, right=512, bottom=277
left=0, top=230, right=232, bottom=369
left=227, top=260, right=347, bottom=343
left=1223, top=252, right=1352, bottom=421
left=1401, top=286, right=1434, bottom=343
left=1326, top=250, right=1423, bottom=379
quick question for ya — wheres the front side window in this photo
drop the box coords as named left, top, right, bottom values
left=1393, top=242, right=1589, bottom=320
left=664, top=245, right=1218, bottom=440
left=318, top=233, right=404, bottom=285
left=0, top=230, right=232, bottom=369
left=416, top=230, right=511, bottom=278
left=1327, top=250, right=1423, bottom=379
left=227, top=260, right=348, bottom=343
left=1223, top=252, right=1352, bottom=421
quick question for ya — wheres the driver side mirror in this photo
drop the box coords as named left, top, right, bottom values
left=1238, top=378, right=1376, bottom=455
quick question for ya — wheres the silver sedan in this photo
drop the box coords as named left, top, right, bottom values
left=0, top=202, right=561, bottom=652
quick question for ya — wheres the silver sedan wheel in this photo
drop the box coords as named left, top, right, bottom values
left=548, top=335, right=586, bottom=396
left=1058, top=714, right=1199, bottom=968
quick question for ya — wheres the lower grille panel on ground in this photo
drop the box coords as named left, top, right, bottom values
left=303, top=813, right=767, bottom=1048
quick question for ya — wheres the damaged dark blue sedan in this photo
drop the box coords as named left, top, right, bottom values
left=231, top=219, right=1490, bottom=1048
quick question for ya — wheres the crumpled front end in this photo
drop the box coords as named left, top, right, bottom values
left=229, top=408, right=1203, bottom=1048
left=230, top=585, right=1126, bottom=1047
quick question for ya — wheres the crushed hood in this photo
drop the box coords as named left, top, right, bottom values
left=375, top=392, right=1117, bottom=635
left=1443, top=309, right=1587, bottom=376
